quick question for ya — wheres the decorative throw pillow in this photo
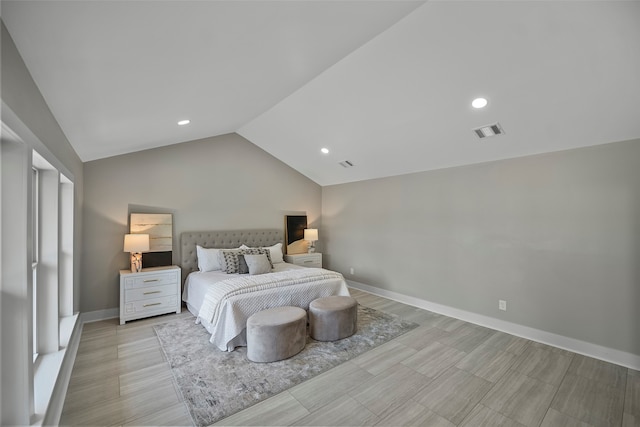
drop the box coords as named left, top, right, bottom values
left=240, top=247, right=273, bottom=268
left=237, top=254, right=249, bottom=274
left=239, top=244, right=283, bottom=264
left=219, top=248, right=274, bottom=274
left=244, top=254, right=272, bottom=275
left=218, top=249, right=241, bottom=273
left=196, top=245, right=222, bottom=272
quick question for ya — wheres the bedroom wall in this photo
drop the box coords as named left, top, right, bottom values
left=1, top=21, right=85, bottom=424
left=82, top=133, right=321, bottom=313
left=322, top=138, right=640, bottom=359
left=1, top=21, right=84, bottom=313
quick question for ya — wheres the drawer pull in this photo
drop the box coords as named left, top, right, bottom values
left=143, top=290, right=161, bottom=295
left=143, top=279, right=159, bottom=283
left=143, top=302, right=162, bottom=307
left=304, top=260, right=314, bottom=263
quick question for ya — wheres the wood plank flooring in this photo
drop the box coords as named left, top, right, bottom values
left=60, top=288, right=639, bottom=426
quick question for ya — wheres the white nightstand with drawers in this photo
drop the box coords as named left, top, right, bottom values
left=284, top=253, right=322, bottom=268
left=119, top=265, right=181, bottom=325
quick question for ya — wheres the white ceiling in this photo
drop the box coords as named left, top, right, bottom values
left=3, top=1, right=640, bottom=186
left=1, top=0, right=423, bottom=161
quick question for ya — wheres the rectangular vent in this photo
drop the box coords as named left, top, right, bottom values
left=339, top=160, right=354, bottom=168
left=473, top=122, right=505, bottom=139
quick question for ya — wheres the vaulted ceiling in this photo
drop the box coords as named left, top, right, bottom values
left=3, top=1, right=640, bottom=186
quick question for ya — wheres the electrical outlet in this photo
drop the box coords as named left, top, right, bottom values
left=499, top=300, right=507, bottom=311
left=350, top=267, right=355, bottom=275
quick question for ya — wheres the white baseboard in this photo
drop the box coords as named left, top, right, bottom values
left=80, top=308, right=119, bottom=324
left=347, top=280, right=640, bottom=371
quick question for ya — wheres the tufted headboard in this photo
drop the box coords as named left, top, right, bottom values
left=180, top=229, right=284, bottom=282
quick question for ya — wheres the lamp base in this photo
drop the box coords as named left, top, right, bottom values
left=130, top=252, right=143, bottom=273
left=307, top=242, right=316, bottom=253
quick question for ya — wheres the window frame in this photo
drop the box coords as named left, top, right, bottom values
left=31, top=166, right=39, bottom=362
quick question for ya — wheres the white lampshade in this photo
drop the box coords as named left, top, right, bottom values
left=304, top=228, right=318, bottom=241
left=123, top=234, right=149, bottom=253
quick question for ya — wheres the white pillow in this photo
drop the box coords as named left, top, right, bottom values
left=196, top=245, right=222, bottom=272
left=267, top=243, right=284, bottom=264
left=244, top=254, right=272, bottom=275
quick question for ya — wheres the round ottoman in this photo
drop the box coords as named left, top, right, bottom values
left=309, top=296, right=358, bottom=341
left=246, top=306, right=307, bottom=363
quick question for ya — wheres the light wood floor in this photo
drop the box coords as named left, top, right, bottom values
left=60, top=288, right=639, bottom=426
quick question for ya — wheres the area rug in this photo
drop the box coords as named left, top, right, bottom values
left=154, top=305, right=418, bottom=426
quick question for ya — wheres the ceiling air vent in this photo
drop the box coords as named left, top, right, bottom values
left=339, top=160, right=355, bottom=168
left=473, top=122, right=505, bottom=139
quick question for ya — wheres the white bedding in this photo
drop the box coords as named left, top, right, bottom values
left=182, top=263, right=350, bottom=351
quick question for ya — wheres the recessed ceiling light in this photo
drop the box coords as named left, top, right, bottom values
left=472, top=98, right=488, bottom=109
left=321, top=148, right=329, bottom=154
left=177, top=119, right=191, bottom=126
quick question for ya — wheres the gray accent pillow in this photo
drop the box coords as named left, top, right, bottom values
left=244, top=254, right=272, bottom=275
left=219, top=248, right=272, bottom=274
left=240, top=247, right=273, bottom=268
left=237, top=254, right=249, bottom=274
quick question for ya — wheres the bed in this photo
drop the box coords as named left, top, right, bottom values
left=180, top=229, right=350, bottom=351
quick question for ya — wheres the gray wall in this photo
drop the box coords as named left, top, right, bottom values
left=1, top=21, right=84, bottom=313
left=2, top=21, right=85, bottom=424
left=322, top=139, right=640, bottom=356
left=82, top=133, right=322, bottom=313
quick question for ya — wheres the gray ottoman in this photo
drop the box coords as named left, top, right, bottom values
left=246, top=306, right=307, bottom=363
left=309, top=296, right=358, bottom=341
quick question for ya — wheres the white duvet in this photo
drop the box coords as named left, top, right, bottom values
left=182, top=263, right=350, bottom=351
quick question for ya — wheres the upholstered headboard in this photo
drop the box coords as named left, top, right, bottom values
left=180, top=229, right=284, bottom=282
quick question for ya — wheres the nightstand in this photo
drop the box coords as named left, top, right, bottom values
left=284, top=253, right=322, bottom=268
left=119, top=265, right=181, bottom=325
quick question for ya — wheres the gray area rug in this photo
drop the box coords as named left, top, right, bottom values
left=154, top=305, right=418, bottom=426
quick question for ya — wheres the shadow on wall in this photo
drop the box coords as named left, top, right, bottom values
left=82, top=204, right=180, bottom=313
left=80, top=207, right=129, bottom=313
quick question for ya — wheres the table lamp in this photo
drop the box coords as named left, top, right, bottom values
left=304, top=228, right=318, bottom=254
left=124, top=233, right=149, bottom=272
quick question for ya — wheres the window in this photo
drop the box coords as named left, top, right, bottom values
left=3, top=108, right=77, bottom=425
left=32, top=167, right=39, bottom=361
left=29, top=164, right=72, bottom=360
